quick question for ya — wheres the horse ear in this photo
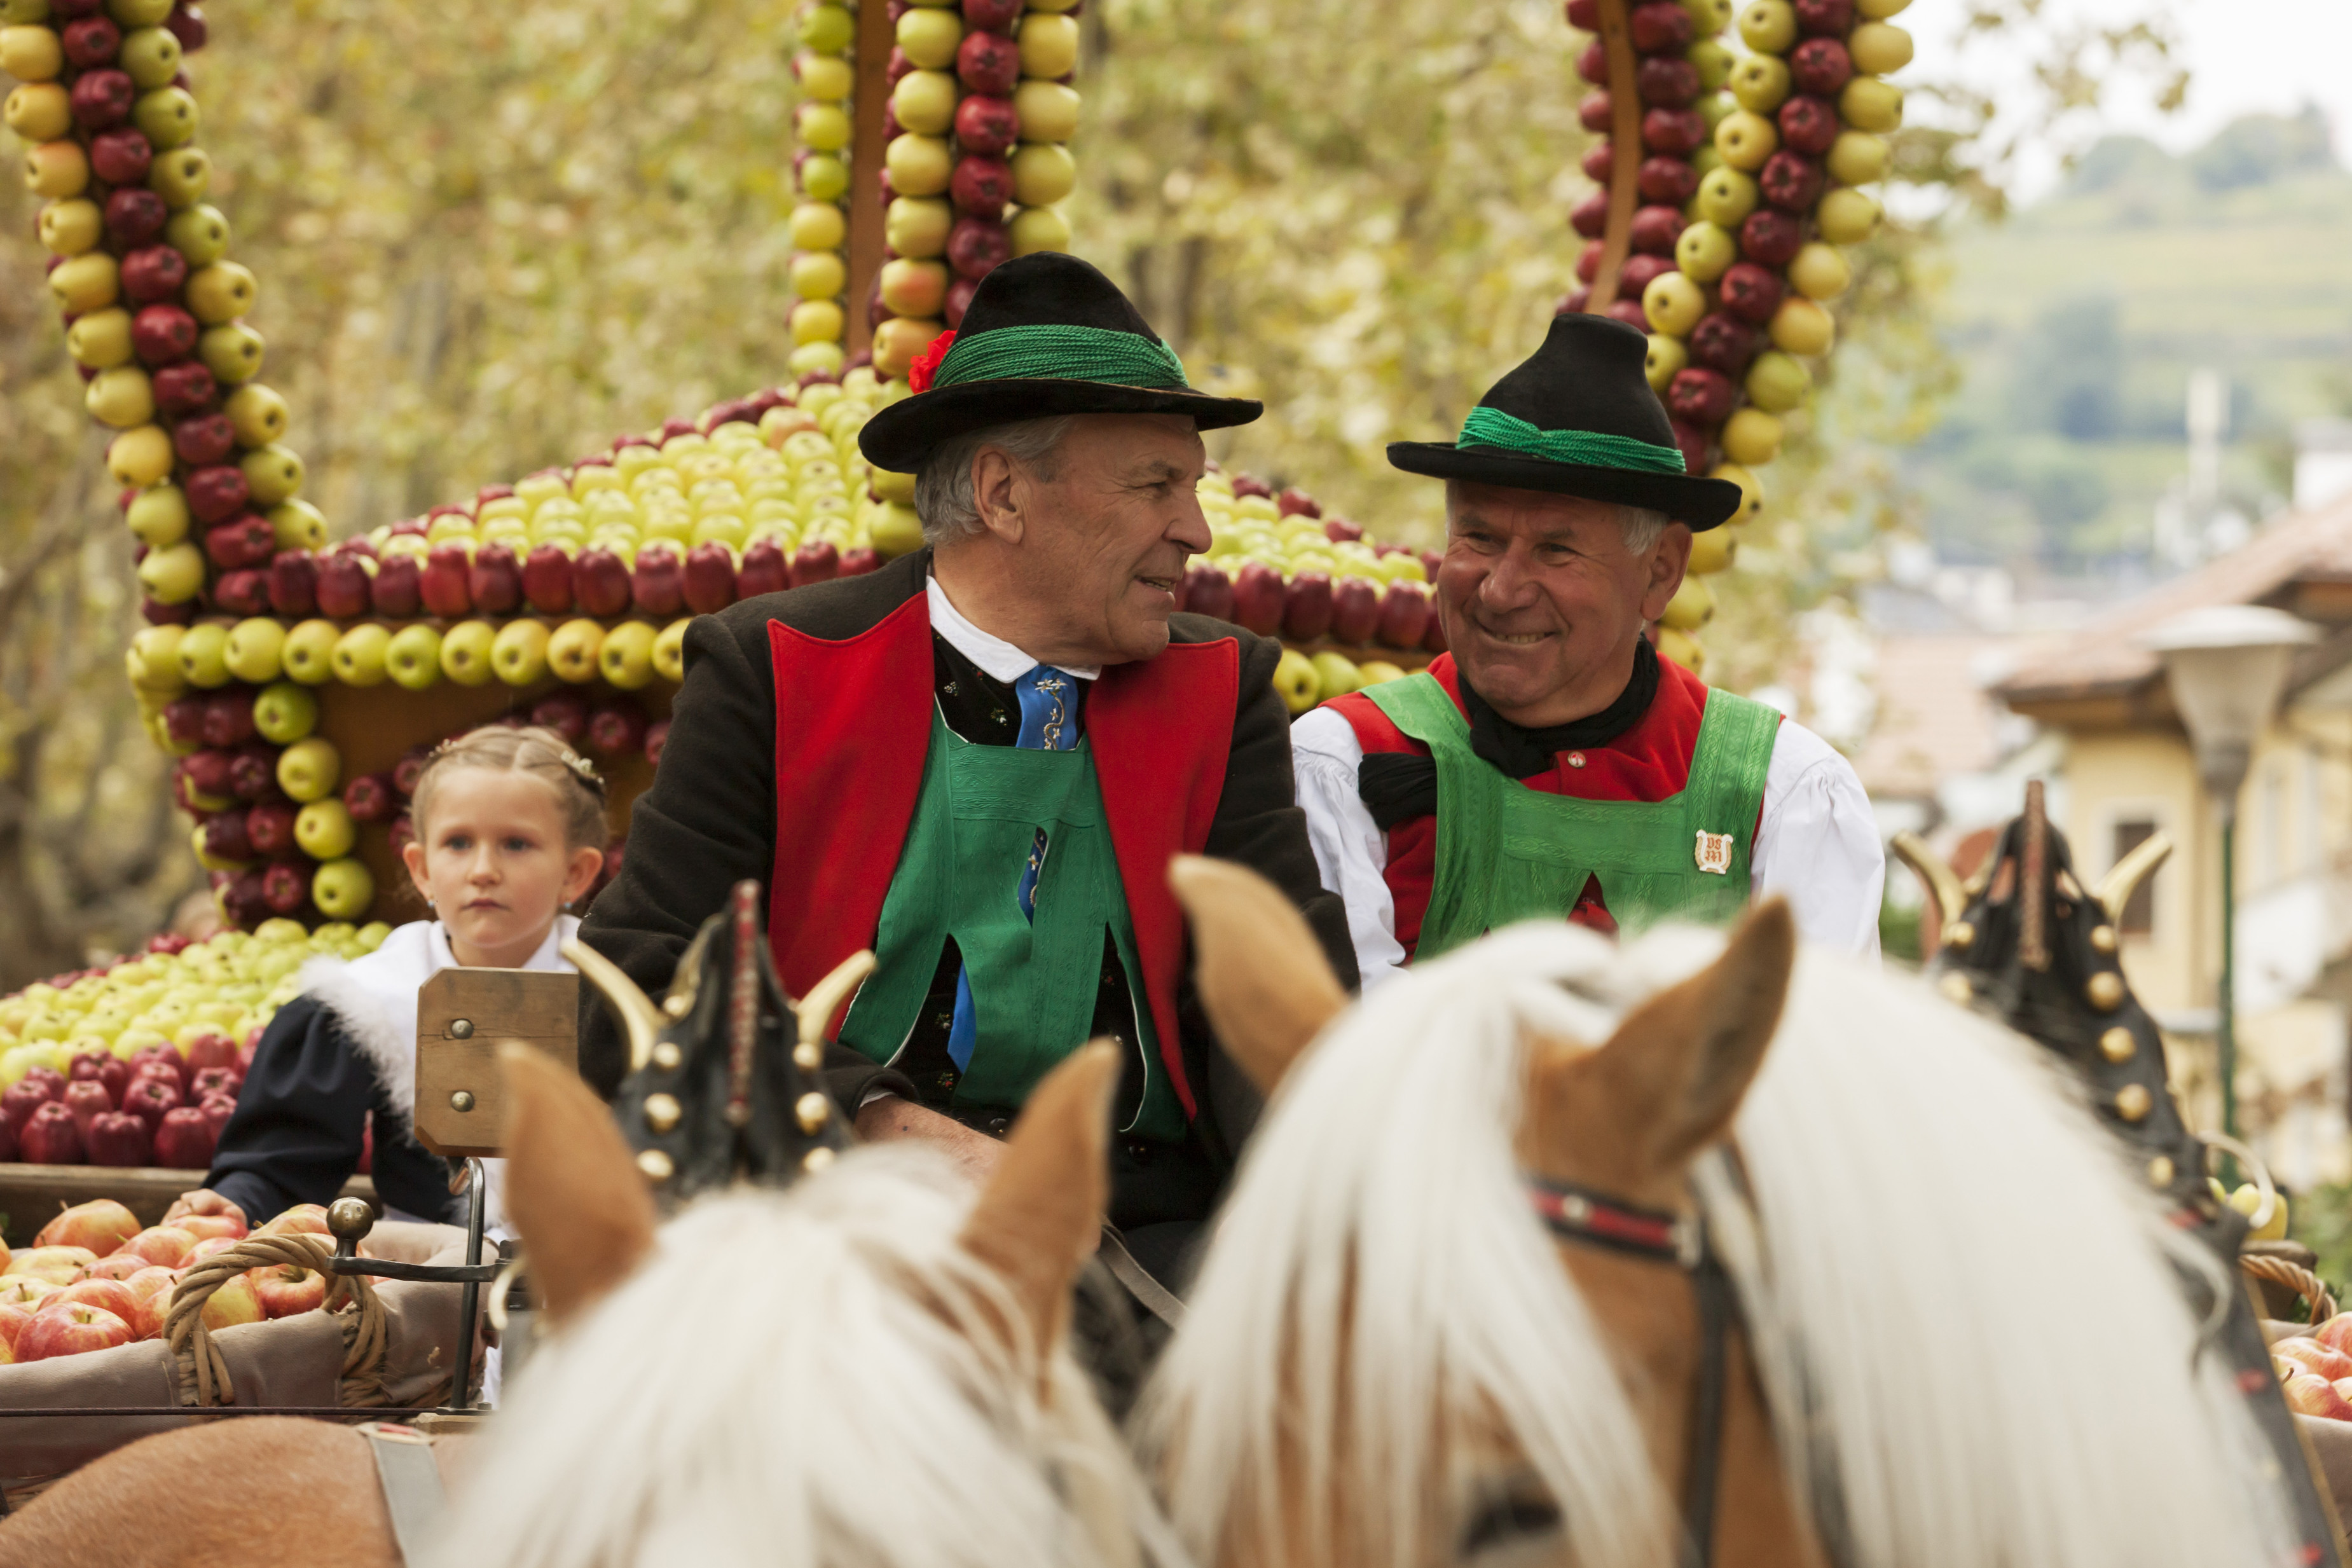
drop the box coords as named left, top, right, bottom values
left=1168, top=854, right=1346, bottom=1096
left=961, top=1040, right=1118, bottom=1356
left=1526, top=900, right=1796, bottom=1197
left=498, top=1042, right=658, bottom=1328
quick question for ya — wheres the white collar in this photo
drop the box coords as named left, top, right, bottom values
left=925, top=574, right=1099, bottom=684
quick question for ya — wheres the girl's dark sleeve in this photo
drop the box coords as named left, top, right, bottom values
left=208, top=997, right=456, bottom=1227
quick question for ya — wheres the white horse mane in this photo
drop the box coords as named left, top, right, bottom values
left=434, top=1143, right=1182, bottom=1568
left=1141, top=920, right=2297, bottom=1568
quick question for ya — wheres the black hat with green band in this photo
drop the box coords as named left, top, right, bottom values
left=858, top=253, right=1261, bottom=474
left=1387, top=313, right=1743, bottom=530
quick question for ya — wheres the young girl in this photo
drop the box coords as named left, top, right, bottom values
left=169, top=725, right=608, bottom=1234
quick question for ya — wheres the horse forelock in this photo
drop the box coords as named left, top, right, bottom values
left=438, top=1144, right=1176, bottom=1568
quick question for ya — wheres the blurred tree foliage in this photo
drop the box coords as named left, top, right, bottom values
left=0, top=0, right=2179, bottom=981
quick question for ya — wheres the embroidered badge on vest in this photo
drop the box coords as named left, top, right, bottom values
left=1695, top=830, right=1735, bottom=875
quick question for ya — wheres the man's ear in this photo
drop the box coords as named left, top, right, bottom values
left=1640, top=523, right=1695, bottom=622
left=970, top=446, right=1028, bottom=545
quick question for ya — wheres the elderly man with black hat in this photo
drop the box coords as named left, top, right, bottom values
left=1294, top=314, right=1882, bottom=985
left=579, top=253, right=1355, bottom=1289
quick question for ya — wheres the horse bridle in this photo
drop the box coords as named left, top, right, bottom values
left=1525, top=1174, right=1734, bottom=1568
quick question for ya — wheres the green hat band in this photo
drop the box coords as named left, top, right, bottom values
left=1456, top=406, right=1686, bottom=475
left=933, top=324, right=1191, bottom=392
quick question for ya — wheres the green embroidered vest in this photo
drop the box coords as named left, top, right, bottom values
left=835, top=706, right=1183, bottom=1139
left=1364, top=671, right=1779, bottom=960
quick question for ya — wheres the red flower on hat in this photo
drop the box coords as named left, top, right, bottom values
left=907, top=330, right=958, bottom=394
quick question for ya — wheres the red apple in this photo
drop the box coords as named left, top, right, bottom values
left=1576, top=39, right=1607, bottom=85
left=1639, top=155, right=1698, bottom=205
left=947, top=217, right=1010, bottom=281
left=342, top=772, right=396, bottom=824
left=1230, top=474, right=1272, bottom=500
left=418, top=541, right=472, bottom=618
left=69, top=1052, right=131, bottom=1109
left=1571, top=189, right=1609, bottom=240
left=1328, top=577, right=1381, bottom=645
left=1792, top=0, right=1853, bottom=36
left=201, top=811, right=253, bottom=863
left=1276, top=488, right=1321, bottom=519
left=2313, top=1315, right=2352, bottom=1360
left=1376, top=582, right=1432, bottom=649
left=738, top=539, right=789, bottom=599
left=1689, top=312, right=1760, bottom=376
left=956, top=27, right=1019, bottom=93
left=1778, top=92, right=1841, bottom=155
left=258, top=1204, right=331, bottom=1239
left=34, top=1198, right=140, bottom=1257
left=64, top=1079, right=114, bottom=1141
left=631, top=544, right=685, bottom=617
left=532, top=691, right=591, bottom=744
left=587, top=700, right=648, bottom=757
left=251, top=1262, right=327, bottom=1319
left=198, top=1271, right=264, bottom=1331
left=174, top=1211, right=246, bottom=1244
left=1424, top=604, right=1449, bottom=653
left=0, top=1302, right=31, bottom=1361
left=1759, top=151, right=1825, bottom=214
left=1628, top=1, right=1693, bottom=52
left=41, top=1277, right=141, bottom=1327
left=315, top=553, right=373, bottom=619
left=573, top=547, right=632, bottom=616
left=121, top=244, right=190, bottom=306
left=469, top=542, right=523, bottom=616
left=1282, top=572, right=1335, bottom=642
left=1668, top=367, right=1736, bottom=426
left=1578, top=89, right=1613, bottom=135
left=122, top=1267, right=177, bottom=1339
left=1230, top=561, right=1286, bottom=637
left=120, top=1226, right=198, bottom=1269
left=963, top=0, right=1021, bottom=31
left=200, top=1093, right=236, bottom=1144
left=185, top=464, right=251, bottom=524
left=123, top=1076, right=184, bottom=1141
left=643, top=719, right=671, bottom=767
left=228, top=746, right=275, bottom=800
left=167, top=3, right=207, bottom=50
left=107, top=186, right=169, bottom=248
left=70, top=68, right=136, bottom=130
left=1717, top=262, right=1787, bottom=326
left=790, top=540, right=842, bottom=588
left=204, top=514, right=274, bottom=570
left=950, top=155, right=1012, bottom=219
left=371, top=553, right=422, bottom=618
left=839, top=547, right=880, bottom=578
left=1739, top=209, right=1804, bottom=268
left=131, top=1042, right=189, bottom=1092
left=2281, top=1368, right=2352, bottom=1421
left=682, top=541, right=738, bottom=614
left=1580, top=142, right=1614, bottom=184
left=260, top=862, right=308, bottom=917
left=1183, top=561, right=1234, bottom=622
left=89, top=126, right=155, bottom=186
left=954, top=93, right=1019, bottom=156
left=153, top=359, right=219, bottom=415
left=3, top=1247, right=92, bottom=1286
left=163, top=698, right=208, bottom=749
left=1641, top=108, right=1705, bottom=156
left=1620, top=254, right=1674, bottom=299
left=187, top=1235, right=242, bottom=1263
left=1635, top=55, right=1698, bottom=109
left=21, top=1101, right=85, bottom=1164
left=154, top=1106, right=216, bottom=1169
left=2276, top=1337, right=2352, bottom=1383
left=268, top=550, right=319, bottom=617
left=79, top=1251, right=156, bottom=1283
left=245, top=799, right=298, bottom=856
left=62, top=15, right=123, bottom=68
left=521, top=543, right=575, bottom=614
left=133, top=302, right=200, bottom=366
left=1629, top=205, right=1684, bottom=255
left=19, top=1303, right=133, bottom=1361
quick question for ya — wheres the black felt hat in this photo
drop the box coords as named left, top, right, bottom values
left=1387, top=313, right=1743, bottom=530
left=858, top=253, right=1261, bottom=473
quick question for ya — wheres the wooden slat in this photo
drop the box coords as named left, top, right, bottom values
left=1586, top=0, right=1644, bottom=313
left=0, top=1167, right=377, bottom=1248
left=842, top=0, right=897, bottom=358
left=412, top=969, right=579, bottom=1159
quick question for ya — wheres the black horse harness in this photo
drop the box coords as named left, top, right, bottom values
left=1526, top=1173, right=1735, bottom=1568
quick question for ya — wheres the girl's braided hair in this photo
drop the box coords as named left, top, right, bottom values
left=409, top=724, right=610, bottom=853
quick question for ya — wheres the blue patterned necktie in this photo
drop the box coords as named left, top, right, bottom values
left=947, top=666, right=1081, bottom=1071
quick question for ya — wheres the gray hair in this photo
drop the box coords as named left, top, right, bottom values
left=912, top=416, right=1078, bottom=545
left=1616, top=504, right=1670, bottom=553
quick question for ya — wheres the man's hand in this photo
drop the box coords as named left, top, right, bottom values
left=163, top=1188, right=247, bottom=1229
left=853, top=1094, right=1005, bottom=1184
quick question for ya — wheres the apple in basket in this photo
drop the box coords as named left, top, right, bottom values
left=124, top=1267, right=179, bottom=1340
left=251, top=1262, right=327, bottom=1319
left=258, top=1204, right=333, bottom=1240
left=41, top=1277, right=142, bottom=1326
left=19, top=1303, right=134, bottom=1362
left=120, top=1226, right=199, bottom=1269
left=0, top=1303, right=34, bottom=1362
left=194, top=1272, right=266, bottom=1332
left=0, top=1279, right=61, bottom=1312
left=35, top=1198, right=141, bottom=1258
left=188, top=1236, right=245, bottom=1263
left=2280, top=1367, right=2352, bottom=1422
left=82, top=1251, right=158, bottom=1283
left=2313, top=1316, right=2352, bottom=1360
left=175, top=1213, right=247, bottom=1244
left=2274, top=1337, right=2352, bottom=1383
left=4, top=1246, right=99, bottom=1286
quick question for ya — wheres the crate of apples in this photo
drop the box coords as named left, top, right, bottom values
left=0, top=1199, right=333, bottom=1365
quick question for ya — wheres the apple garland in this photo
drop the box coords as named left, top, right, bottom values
left=1562, top=0, right=1907, bottom=671
left=868, top=0, right=1079, bottom=382
left=788, top=0, right=857, bottom=380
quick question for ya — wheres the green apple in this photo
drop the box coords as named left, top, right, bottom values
left=199, top=322, right=265, bottom=383
left=1010, top=143, right=1076, bottom=207
left=1644, top=333, right=1689, bottom=393
left=1007, top=205, right=1070, bottom=257
left=895, top=6, right=961, bottom=69
left=109, top=0, right=174, bottom=25
left=1713, top=109, right=1777, bottom=172
left=1769, top=296, right=1835, bottom=356
left=1272, top=648, right=1320, bottom=717
left=652, top=617, right=690, bottom=683
left=1787, top=242, right=1850, bottom=301
left=1014, top=81, right=1080, bottom=143
left=356, top=921, right=393, bottom=952
left=1825, top=130, right=1888, bottom=187
left=311, top=858, right=375, bottom=921
left=293, top=799, right=357, bottom=861
left=1681, top=0, right=1734, bottom=25
left=1670, top=223, right=1735, bottom=286
left=440, top=620, right=496, bottom=685
left=797, top=52, right=853, bottom=101
left=276, top=736, right=342, bottom=802
left=800, top=154, right=848, bottom=203
left=788, top=201, right=846, bottom=251
left=1737, top=0, right=1794, bottom=53
left=38, top=198, right=100, bottom=256
left=1840, top=78, right=1904, bottom=134
left=791, top=300, right=845, bottom=346
left=331, top=624, right=392, bottom=687
left=1815, top=188, right=1881, bottom=246
left=120, top=25, right=181, bottom=88
left=270, top=499, right=327, bottom=551
left=547, top=619, right=605, bottom=684
left=225, top=383, right=289, bottom=448
left=175, top=621, right=231, bottom=688
left=598, top=621, right=657, bottom=690
left=127, top=484, right=189, bottom=547
left=136, top=539, right=202, bottom=606
left=492, top=618, right=551, bottom=685
left=1728, top=55, right=1789, bottom=115
left=885, top=134, right=952, bottom=198
left=223, top=617, right=286, bottom=684
left=1849, top=22, right=1912, bottom=75
left=1687, top=38, right=1735, bottom=93
left=132, top=86, right=198, bottom=149
left=127, top=625, right=186, bottom=694
left=240, top=444, right=305, bottom=505
left=280, top=621, right=340, bottom=686
left=798, top=3, right=853, bottom=52
left=185, top=261, right=257, bottom=324
left=885, top=196, right=952, bottom=258
left=789, top=251, right=846, bottom=301
left=86, top=364, right=155, bottom=428
left=1016, top=11, right=1077, bottom=76
left=385, top=624, right=444, bottom=691
left=146, top=145, right=210, bottom=207
left=251, top=680, right=319, bottom=743
left=1310, top=652, right=1362, bottom=704
left=891, top=69, right=957, bottom=136
left=1743, top=350, right=1812, bottom=413
left=1693, top=167, right=1757, bottom=229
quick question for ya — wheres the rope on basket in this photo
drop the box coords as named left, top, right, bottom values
left=2241, top=1252, right=2339, bottom=1326
left=163, top=1231, right=388, bottom=1408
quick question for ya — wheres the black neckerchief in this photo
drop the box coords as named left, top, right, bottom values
left=1358, top=638, right=1660, bottom=829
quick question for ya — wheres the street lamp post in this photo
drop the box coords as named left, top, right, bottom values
left=2143, top=605, right=2318, bottom=1152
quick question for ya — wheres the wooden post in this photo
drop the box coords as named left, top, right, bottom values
left=843, top=0, right=896, bottom=359
left=1586, top=0, right=1645, bottom=313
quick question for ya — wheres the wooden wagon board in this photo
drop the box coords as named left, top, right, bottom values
left=0, top=1167, right=378, bottom=1249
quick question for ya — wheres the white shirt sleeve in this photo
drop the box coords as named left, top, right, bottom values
left=1751, top=718, right=1885, bottom=958
left=1289, top=708, right=1412, bottom=992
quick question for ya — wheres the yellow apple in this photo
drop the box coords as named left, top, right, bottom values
left=1710, top=463, right=1764, bottom=525
left=1017, top=12, right=1078, bottom=76
left=38, top=196, right=100, bottom=254
left=885, top=134, right=952, bottom=198
left=896, top=6, right=962, bottom=68
left=886, top=196, right=952, bottom=258
left=1656, top=627, right=1706, bottom=675
left=1007, top=205, right=1069, bottom=257
left=1713, top=110, right=1778, bottom=173
left=86, top=365, right=155, bottom=428
left=1737, top=0, right=1795, bottom=53
left=49, top=251, right=120, bottom=313
left=185, top=261, right=257, bottom=324
left=1687, top=526, right=1736, bottom=575
left=1825, top=130, right=1888, bottom=188
left=1849, top=22, right=1913, bottom=76
left=1815, top=188, right=1882, bottom=246
left=788, top=202, right=846, bottom=251
left=1010, top=142, right=1076, bottom=207
left=4, top=81, right=71, bottom=141
left=385, top=624, right=444, bottom=691
left=1840, top=77, right=1904, bottom=134
left=1272, top=648, right=1320, bottom=717
left=0, top=24, right=62, bottom=81
left=294, top=799, right=357, bottom=861
left=1768, top=297, right=1835, bottom=357
left=891, top=70, right=958, bottom=137
left=137, top=540, right=205, bottom=604
left=22, top=140, right=90, bottom=200
left=790, top=251, right=846, bottom=301
left=492, top=618, right=552, bottom=686
left=879, top=258, right=949, bottom=318
left=1720, top=408, right=1783, bottom=467
left=223, top=618, right=286, bottom=684
left=548, top=619, right=605, bottom=684
left=800, top=154, right=848, bottom=203
left=796, top=100, right=851, bottom=151
left=1658, top=574, right=1714, bottom=631
left=240, top=444, right=305, bottom=505
left=1014, top=81, right=1080, bottom=143
left=797, top=52, right=853, bottom=101
left=598, top=621, right=657, bottom=691
left=311, top=859, right=375, bottom=921
left=67, top=307, right=133, bottom=369
left=1644, top=333, right=1688, bottom=392
left=329, top=624, right=392, bottom=688
left=1787, top=242, right=1851, bottom=301
left=1728, top=55, right=1790, bottom=115
left=225, top=383, right=289, bottom=447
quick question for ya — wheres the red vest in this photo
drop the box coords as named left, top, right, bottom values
left=763, top=598, right=1237, bottom=1118
left=1326, top=651, right=1753, bottom=958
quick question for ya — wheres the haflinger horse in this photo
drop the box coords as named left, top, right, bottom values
left=1142, top=856, right=2300, bottom=1568
left=0, top=1044, right=1173, bottom=1568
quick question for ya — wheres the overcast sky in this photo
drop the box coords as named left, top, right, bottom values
left=1900, top=0, right=2352, bottom=201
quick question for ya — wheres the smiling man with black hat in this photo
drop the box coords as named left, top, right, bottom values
left=1294, top=313, right=1882, bottom=985
left=579, top=253, right=1355, bottom=1294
